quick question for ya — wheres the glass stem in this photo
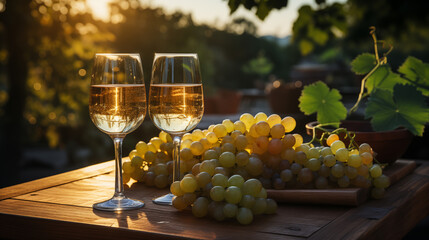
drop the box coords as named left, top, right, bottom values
left=112, top=137, right=125, bottom=199
left=172, top=135, right=183, bottom=182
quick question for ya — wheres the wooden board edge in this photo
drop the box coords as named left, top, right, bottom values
left=0, top=160, right=115, bottom=200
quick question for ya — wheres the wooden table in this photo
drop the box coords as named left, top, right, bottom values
left=1, top=159, right=429, bottom=240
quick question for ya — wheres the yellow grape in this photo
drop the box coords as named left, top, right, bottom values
left=230, top=130, right=242, bottom=140
left=235, top=135, right=248, bottom=151
left=199, top=138, right=211, bottom=150
left=206, top=132, right=218, bottom=144
left=182, top=133, right=193, bottom=141
left=234, top=120, right=247, bottom=134
left=267, top=114, right=281, bottom=127
left=282, top=134, right=296, bottom=148
left=136, top=141, right=148, bottom=156
left=335, top=148, right=349, bottom=162
left=361, top=152, right=373, bottom=165
left=348, top=154, right=362, bottom=168
left=254, top=112, right=268, bottom=122
left=359, top=143, right=373, bottom=154
left=255, top=121, right=271, bottom=137
left=281, top=116, right=296, bottom=133
left=129, top=149, right=139, bottom=160
left=331, top=140, right=345, bottom=153
left=326, top=134, right=339, bottom=146
left=181, top=139, right=193, bottom=149
left=270, top=124, right=285, bottom=139
left=349, top=149, right=359, bottom=156
left=159, top=131, right=172, bottom=143
left=150, top=137, right=163, bottom=150
left=213, top=124, right=228, bottom=138
left=248, top=124, right=259, bottom=138
left=292, top=134, right=303, bottom=148
left=222, top=119, right=235, bottom=133
left=180, top=148, right=194, bottom=161
left=240, top=113, right=255, bottom=130
left=190, top=141, right=205, bottom=156
left=191, top=129, right=204, bottom=141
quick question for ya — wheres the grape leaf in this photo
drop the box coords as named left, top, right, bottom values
left=365, top=84, right=429, bottom=136
left=398, top=56, right=429, bottom=96
left=351, top=53, right=376, bottom=75
left=299, top=81, right=347, bottom=127
left=365, top=65, right=405, bottom=94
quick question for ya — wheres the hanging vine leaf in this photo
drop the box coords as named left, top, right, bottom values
left=398, top=56, right=429, bottom=96
left=299, top=81, right=347, bottom=127
left=365, top=65, right=405, bottom=94
left=365, top=84, right=429, bottom=136
left=351, top=53, right=376, bottom=75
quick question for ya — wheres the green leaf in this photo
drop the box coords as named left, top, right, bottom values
left=351, top=53, right=376, bottom=75
left=398, top=56, right=429, bottom=96
left=256, top=1, right=270, bottom=20
left=299, top=81, right=347, bottom=126
left=228, top=0, right=240, bottom=14
left=365, top=84, right=429, bottom=136
left=365, top=65, right=405, bottom=94
left=299, top=39, right=314, bottom=56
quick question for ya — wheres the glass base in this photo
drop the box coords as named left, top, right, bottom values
left=152, top=193, right=174, bottom=205
left=93, top=196, right=144, bottom=211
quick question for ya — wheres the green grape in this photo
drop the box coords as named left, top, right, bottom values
left=282, top=134, right=296, bottom=149
left=221, top=135, right=234, bottom=145
left=184, top=173, right=196, bottom=180
left=225, top=186, right=242, bottom=204
left=181, top=139, right=193, bottom=149
left=123, top=161, right=135, bottom=174
left=242, top=178, right=262, bottom=197
left=154, top=174, right=168, bottom=188
left=331, top=140, right=346, bottom=153
left=213, top=124, right=228, bottom=138
left=281, top=116, right=296, bottom=133
left=223, top=203, right=238, bottom=218
left=200, top=160, right=216, bottom=176
left=180, top=176, right=198, bottom=193
left=129, top=149, right=139, bottom=161
left=359, top=143, right=373, bottom=154
left=371, top=187, right=385, bottom=199
left=170, top=181, right=184, bottom=196
left=281, top=148, right=296, bottom=163
left=210, top=185, right=225, bottom=201
left=192, top=129, right=204, bottom=141
left=221, top=143, right=236, bottom=154
left=298, top=168, right=313, bottom=184
left=306, top=158, right=321, bottom=171
left=230, top=130, right=242, bottom=140
left=172, top=196, right=187, bottom=210
left=251, top=198, right=267, bottom=215
left=144, top=151, right=156, bottom=164
left=320, top=147, right=333, bottom=157
left=295, top=144, right=310, bottom=156
left=240, top=194, right=256, bottom=208
left=270, top=123, right=286, bottom=139
left=122, top=173, right=131, bottom=184
left=254, top=112, right=268, bottom=122
left=280, top=169, right=293, bottom=182
left=373, top=175, right=390, bottom=188
left=218, top=151, right=235, bottom=168
left=345, top=166, right=358, bottom=179
left=256, top=187, right=267, bottom=198
left=255, top=121, right=271, bottom=137
left=235, top=135, right=248, bottom=151
left=267, top=114, right=281, bottom=127
left=234, top=120, right=247, bottom=134
left=136, top=141, right=148, bottom=156
left=228, top=174, right=245, bottom=188
left=131, top=156, right=144, bottom=167
left=335, top=148, right=349, bottom=162
left=222, top=119, right=235, bottom=133
left=212, top=173, right=228, bottom=188
left=308, top=148, right=320, bottom=159
left=190, top=141, right=204, bottom=156
left=245, top=156, right=263, bottom=177
left=235, top=151, right=249, bottom=167
left=192, top=197, right=209, bottom=218
left=315, top=176, right=328, bottom=189
left=210, top=158, right=220, bottom=168
left=331, top=163, right=345, bottom=178
left=153, top=163, right=168, bottom=176
left=290, top=162, right=302, bottom=175
left=214, top=166, right=229, bottom=176
left=203, top=149, right=218, bottom=160
left=295, top=151, right=307, bottom=165
left=357, top=165, right=369, bottom=177
left=180, top=148, right=193, bottom=161
left=265, top=198, right=278, bottom=214
left=268, top=138, right=283, bottom=155
left=348, top=154, right=362, bottom=168
left=239, top=113, right=255, bottom=130
left=212, top=203, right=226, bottom=221
left=337, top=175, right=350, bottom=188
left=236, top=207, right=253, bottom=225
left=196, top=171, right=211, bottom=188
left=369, top=164, right=382, bottom=178
left=206, top=132, right=218, bottom=144
left=130, top=168, right=145, bottom=182
left=318, top=164, right=330, bottom=178
left=182, top=192, right=197, bottom=206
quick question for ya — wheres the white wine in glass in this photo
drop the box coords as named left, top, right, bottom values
left=90, top=53, right=146, bottom=211
left=149, top=53, right=204, bottom=205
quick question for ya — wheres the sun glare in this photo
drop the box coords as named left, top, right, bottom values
left=86, top=0, right=112, bottom=21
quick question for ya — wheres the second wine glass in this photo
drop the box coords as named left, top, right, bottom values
left=149, top=53, right=204, bottom=205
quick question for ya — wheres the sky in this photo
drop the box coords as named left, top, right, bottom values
left=87, top=0, right=344, bottom=38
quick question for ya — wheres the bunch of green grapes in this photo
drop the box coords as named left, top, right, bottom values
left=170, top=174, right=277, bottom=224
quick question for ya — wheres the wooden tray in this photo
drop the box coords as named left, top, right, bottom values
left=267, top=160, right=416, bottom=206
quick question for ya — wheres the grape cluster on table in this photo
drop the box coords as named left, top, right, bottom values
left=123, top=112, right=390, bottom=224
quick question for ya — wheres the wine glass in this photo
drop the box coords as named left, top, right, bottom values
left=89, top=53, right=146, bottom=211
left=149, top=53, right=204, bottom=205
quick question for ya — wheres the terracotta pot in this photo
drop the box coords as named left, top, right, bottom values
left=305, top=121, right=414, bottom=165
left=268, top=83, right=302, bottom=114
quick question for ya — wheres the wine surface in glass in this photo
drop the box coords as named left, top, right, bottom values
left=89, top=84, right=146, bottom=135
left=149, top=83, right=203, bottom=134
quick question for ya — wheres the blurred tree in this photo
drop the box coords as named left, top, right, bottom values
left=242, top=51, right=274, bottom=81
left=227, top=0, right=288, bottom=20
